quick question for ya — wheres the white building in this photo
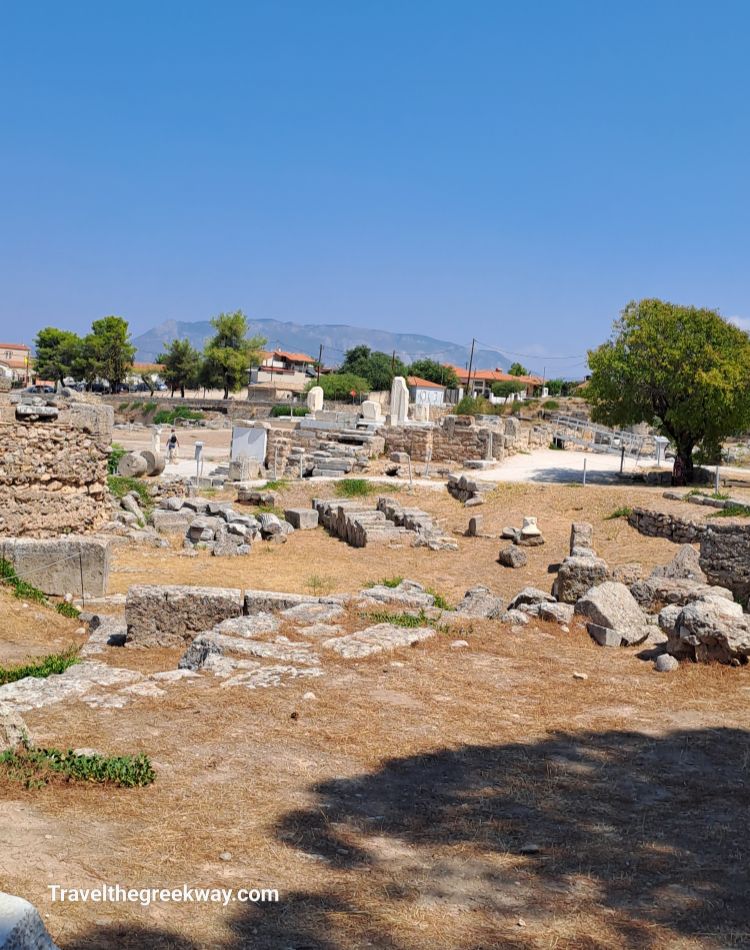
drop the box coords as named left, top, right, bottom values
left=407, top=375, right=446, bottom=406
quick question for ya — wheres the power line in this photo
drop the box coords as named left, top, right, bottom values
left=473, top=338, right=589, bottom=361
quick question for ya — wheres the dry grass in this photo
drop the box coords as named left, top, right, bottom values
left=2, top=480, right=749, bottom=948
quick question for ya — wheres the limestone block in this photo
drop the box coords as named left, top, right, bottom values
left=284, top=508, right=319, bottom=530
left=0, top=537, right=110, bottom=598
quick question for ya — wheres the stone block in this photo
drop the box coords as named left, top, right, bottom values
left=285, top=508, right=319, bottom=530
left=152, top=508, right=193, bottom=534
left=0, top=536, right=110, bottom=598
left=553, top=556, right=610, bottom=604
left=126, top=584, right=243, bottom=647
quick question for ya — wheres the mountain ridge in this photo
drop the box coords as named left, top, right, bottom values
left=132, top=318, right=511, bottom=372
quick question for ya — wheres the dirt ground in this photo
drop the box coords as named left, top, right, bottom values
left=1, top=480, right=750, bottom=949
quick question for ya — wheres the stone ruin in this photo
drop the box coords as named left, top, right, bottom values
left=314, top=496, right=457, bottom=550
left=0, top=392, right=113, bottom=537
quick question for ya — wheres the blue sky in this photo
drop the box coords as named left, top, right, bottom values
left=1, top=1, right=749, bottom=373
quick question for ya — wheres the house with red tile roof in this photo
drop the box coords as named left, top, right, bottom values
left=249, top=349, right=316, bottom=394
left=444, top=364, right=543, bottom=398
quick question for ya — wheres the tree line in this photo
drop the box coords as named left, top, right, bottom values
left=34, top=311, right=266, bottom=400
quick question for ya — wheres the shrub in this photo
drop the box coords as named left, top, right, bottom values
left=0, top=648, right=80, bottom=687
left=709, top=503, right=750, bottom=518
left=605, top=506, right=633, bottom=520
left=263, top=479, right=288, bottom=491
left=107, top=442, right=126, bottom=475
left=543, top=399, right=560, bottom=411
left=380, top=576, right=404, bottom=588
left=56, top=601, right=81, bottom=619
left=335, top=479, right=374, bottom=497
left=270, top=405, right=309, bottom=417
left=426, top=587, right=452, bottom=611
left=0, top=743, right=156, bottom=788
left=142, top=400, right=157, bottom=415
left=0, top=557, right=48, bottom=604
left=153, top=407, right=204, bottom=426
left=455, top=395, right=494, bottom=416
left=366, top=609, right=429, bottom=628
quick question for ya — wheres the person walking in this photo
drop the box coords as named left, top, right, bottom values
left=167, top=428, right=179, bottom=464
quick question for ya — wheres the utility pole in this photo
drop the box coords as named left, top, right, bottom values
left=466, top=338, right=476, bottom=396
left=317, top=344, right=323, bottom=385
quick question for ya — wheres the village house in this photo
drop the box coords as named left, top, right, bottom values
left=445, top=364, right=544, bottom=399
left=249, top=349, right=316, bottom=395
left=0, top=342, right=31, bottom=384
left=407, top=375, right=446, bottom=406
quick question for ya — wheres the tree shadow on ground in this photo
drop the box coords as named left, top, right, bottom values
left=64, top=728, right=750, bottom=949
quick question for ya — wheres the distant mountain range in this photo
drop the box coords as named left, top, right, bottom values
left=132, top=319, right=510, bottom=372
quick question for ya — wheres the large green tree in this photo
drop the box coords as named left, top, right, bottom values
left=34, top=327, right=82, bottom=387
left=82, top=316, right=136, bottom=391
left=156, top=338, right=202, bottom=398
left=307, top=373, right=369, bottom=401
left=340, top=346, right=407, bottom=391
left=202, top=311, right=265, bottom=399
left=407, top=359, right=459, bottom=388
left=587, top=299, right=750, bottom=481
left=508, top=362, right=529, bottom=377
left=491, top=379, right=524, bottom=398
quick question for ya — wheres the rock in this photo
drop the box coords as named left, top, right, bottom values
left=464, top=496, right=484, bottom=507
left=454, top=586, right=505, bottom=619
left=507, top=587, right=555, bottom=610
left=284, top=508, right=319, bottom=530
left=612, top=563, right=643, bottom=586
left=667, top=598, right=750, bottom=663
left=0, top=892, right=60, bottom=949
left=161, top=496, right=185, bottom=511
left=587, top=623, right=625, bottom=647
left=501, top=526, right=519, bottom=540
left=502, top=609, right=529, bottom=624
left=182, top=497, right=212, bottom=512
left=651, top=545, right=706, bottom=582
left=572, top=671, right=588, bottom=680
left=0, top=708, right=28, bottom=750
left=553, top=556, right=610, bottom=604
left=450, top=639, right=470, bottom=649
left=575, top=582, right=650, bottom=645
left=655, top=654, right=679, bottom=672
left=570, top=522, right=593, bottom=555
left=571, top=546, right=597, bottom=559
left=498, top=546, right=527, bottom=568
left=467, top=515, right=483, bottom=537
left=259, top=513, right=283, bottom=538
left=657, top=604, right=683, bottom=635
left=538, top=602, right=574, bottom=624
left=121, top=493, right=145, bottom=523
left=212, top=526, right=249, bottom=556
left=359, top=581, right=434, bottom=610
left=631, top=576, right=735, bottom=612
left=152, top=508, right=193, bottom=534
left=323, top=623, right=434, bottom=659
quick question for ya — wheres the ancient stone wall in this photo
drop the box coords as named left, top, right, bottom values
left=627, top=507, right=705, bottom=544
left=382, top=415, right=530, bottom=464
left=0, top=399, right=113, bottom=537
left=699, top=523, right=750, bottom=603
left=628, top=506, right=750, bottom=602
